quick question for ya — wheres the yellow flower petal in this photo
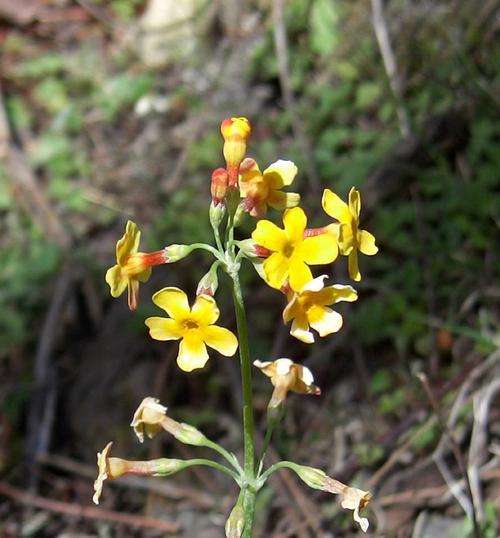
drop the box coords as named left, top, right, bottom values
left=263, top=252, right=290, bottom=289
left=105, top=265, right=128, bottom=298
left=252, top=220, right=287, bottom=251
left=203, top=325, right=238, bottom=356
left=338, top=222, right=355, bottom=254
left=289, top=258, right=313, bottom=292
left=358, top=230, right=378, bottom=255
left=191, top=294, right=219, bottom=326
left=116, top=220, right=140, bottom=265
left=137, top=267, right=152, bottom=283
left=283, top=207, right=307, bottom=243
left=263, top=160, right=298, bottom=188
left=152, top=287, right=190, bottom=319
left=308, top=306, right=343, bottom=336
left=301, top=234, right=338, bottom=264
left=318, top=284, right=358, bottom=305
left=291, top=316, right=315, bottom=344
left=348, top=187, right=361, bottom=219
left=348, top=249, right=361, bottom=281
left=322, top=189, right=351, bottom=223
left=177, top=336, right=209, bottom=372
left=145, top=317, right=182, bottom=341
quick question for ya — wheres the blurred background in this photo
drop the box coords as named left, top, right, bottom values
left=0, top=0, right=499, bottom=536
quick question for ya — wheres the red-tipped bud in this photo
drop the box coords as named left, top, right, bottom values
left=220, top=117, right=251, bottom=189
left=211, top=168, right=229, bottom=205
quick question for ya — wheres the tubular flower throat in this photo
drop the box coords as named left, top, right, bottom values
left=283, top=275, right=357, bottom=343
left=254, top=358, right=321, bottom=408
left=221, top=116, right=251, bottom=189
left=145, top=287, right=238, bottom=372
left=252, top=206, right=338, bottom=292
left=322, top=187, right=378, bottom=281
left=238, top=158, right=300, bottom=217
left=105, top=220, right=167, bottom=310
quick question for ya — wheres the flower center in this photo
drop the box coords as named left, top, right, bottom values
left=183, top=319, right=199, bottom=330
left=282, top=241, right=294, bottom=258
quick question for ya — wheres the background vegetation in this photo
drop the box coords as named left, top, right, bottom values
left=0, top=0, right=498, bottom=536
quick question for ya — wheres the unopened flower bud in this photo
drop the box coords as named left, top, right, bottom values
left=237, top=239, right=262, bottom=259
left=211, top=168, right=229, bottom=205
left=164, top=244, right=194, bottom=263
left=221, top=117, right=251, bottom=189
left=197, top=266, right=219, bottom=297
left=225, top=500, right=245, bottom=538
left=209, top=200, right=227, bottom=229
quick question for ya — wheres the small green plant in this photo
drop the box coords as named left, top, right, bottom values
left=94, top=117, right=378, bottom=536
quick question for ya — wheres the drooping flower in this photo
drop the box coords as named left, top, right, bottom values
left=282, top=275, right=357, bottom=343
left=105, top=220, right=167, bottom=310
left=322, top=187, right=378, bottom=281
left=293, top=466, right=371, bottom=532
left=221, top=117, right=251, bottom=189
left=251, top=207, right=338, bottom=291
left=145, top=288, right=238, bottom=372
left=239, top=158, right=300, bottom=217
left=93, top=441, right=185, bottom=504
left=254, top=358, right=320, bottom=408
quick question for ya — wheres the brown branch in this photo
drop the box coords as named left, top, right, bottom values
left=0, top=480, right=179, bottom=533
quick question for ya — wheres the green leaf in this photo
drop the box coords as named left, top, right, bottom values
left=310, top=0, right=339, bottom=57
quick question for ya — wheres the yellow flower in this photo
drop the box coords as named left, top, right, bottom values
left=239, top=158, right=300, bottom=217
left=322, top=187, right=378, bottom=281
left=283, top=275, right=357, bottom=343
left=130, top=397, right=168, bottom=442
left=339, top=486, right=371, bottom=533
left=105, top=221, right=167, bottom=310
left=145, top=287, right=238, bottom=372
left=93, top=442, right=129, bottom=504
left=252, top=207, right=338, bottom=291
left=254, top=358, right=320, bottom=408
left=131, top=396, right=207, bottom=446
left=294, top=466, right=371, bottom=533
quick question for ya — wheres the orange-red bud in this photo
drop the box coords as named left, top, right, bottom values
left=220, top=117, right=251, bottom=189
left=211, top=168, right=229, bottom=205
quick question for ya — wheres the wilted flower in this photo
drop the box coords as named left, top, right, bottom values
left=105, top=220, right=167, bottom=310
left=254, top=358, right=320, bottom=408
left=131, top=397, right=207, bottom=446
left=322, top=187, right=378, bottom=281
left=221, top=117, right=251, bottom=189
left=239, top=158, right=300, bottom=217
left=294, top=465, right=371, bottom=532
left=252, top=207, right=338, bottom=291
left=283, top=275, right=357, bottom=343
left=145, top=287, right=238, bottom=372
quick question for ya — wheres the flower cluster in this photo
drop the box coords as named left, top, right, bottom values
left=101, top=116, right=376, bottom=534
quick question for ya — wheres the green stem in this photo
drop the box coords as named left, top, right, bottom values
left=203, top=438, right=244, bottom=475
left=181, top=458, right=241, bottom=482
left=231, top=272, right=256, bottom=536
left=256, top=460, right=297, bottom=488
left=190, top=243, right=226, bottom=262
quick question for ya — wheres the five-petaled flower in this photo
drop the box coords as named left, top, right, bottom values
left=145, top=287, right=238, bottom=372
left=252, top=207, right=338, bottom=292
left=239, top=158, right=300, bottom=217
left=254, top=358, right=320, bottom=408
left=322, top=187, right=378, bottom=281
left=105, top=220, right=167, bottom=310
left=283, top=275, right=357, bottom=343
